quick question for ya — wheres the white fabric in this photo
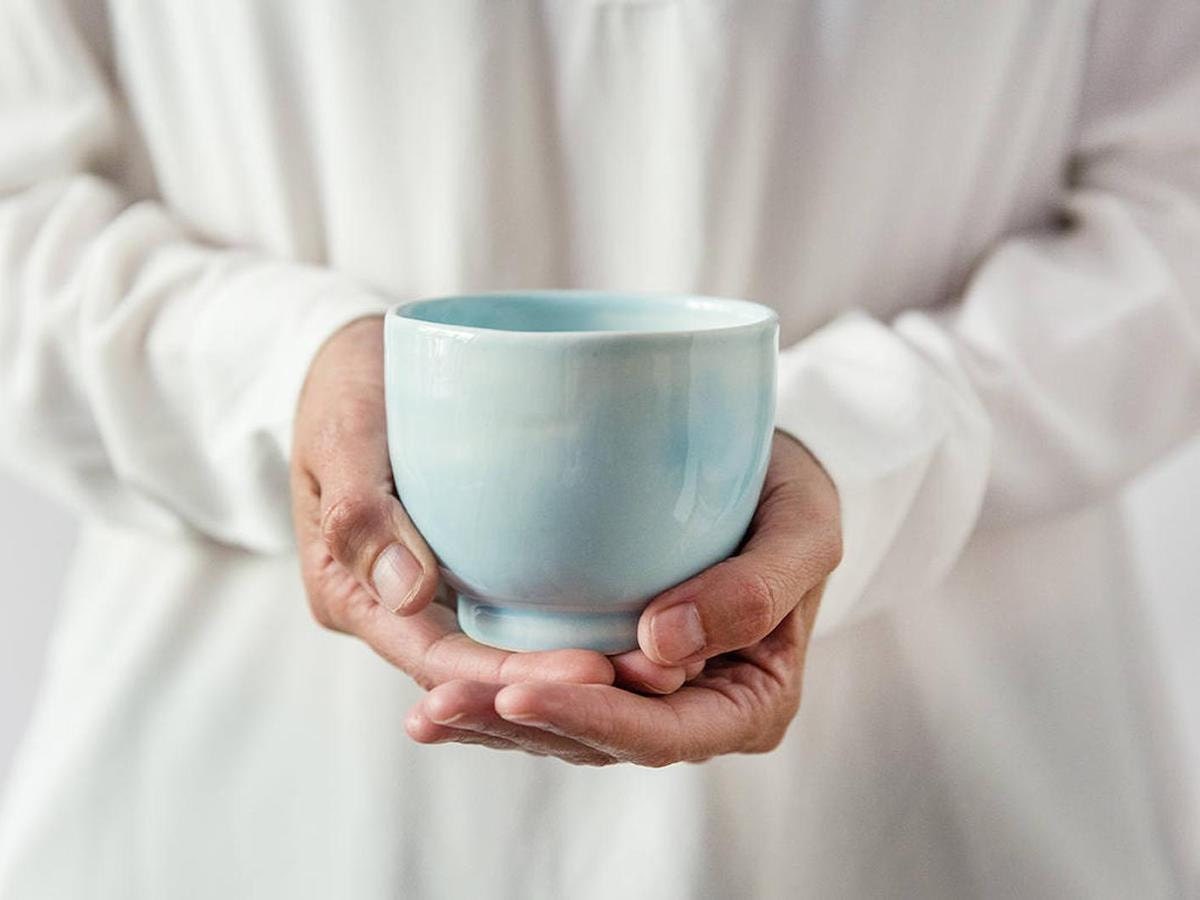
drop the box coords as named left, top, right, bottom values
left=1, top=1, right=1198, bottom=897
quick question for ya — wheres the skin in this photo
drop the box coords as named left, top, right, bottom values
left=291, top=315, right=842, bottom=767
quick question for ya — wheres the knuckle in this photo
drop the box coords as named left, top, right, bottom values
left=302, top=556, right=376, bottom=636
left=320, top=493, right=382, bottom=561
left=325, top=588, right=359, bottom=628
left=573, top=751, right=615, bottom=768
left=308, top=596, right=339, bottom=632
left=639, top=749, right=678, bottom=769
left=746, top=722, right=788, bottom=755
left=639, top=729, right=689, bottom=769
left=737, top=570, right=779, bottom=641
left=307, top=584, right=366, bottom=635
left=747, top=685, right=803, bottom=754
left=819, top=526, right=844, bottom=572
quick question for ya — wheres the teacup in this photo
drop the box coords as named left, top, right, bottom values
left=384, top=290, right=777, bottom=653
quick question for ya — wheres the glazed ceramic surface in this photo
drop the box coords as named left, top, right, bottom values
left=384, top=291, right=777, bottom=653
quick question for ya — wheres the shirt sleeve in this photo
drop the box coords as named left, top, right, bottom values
left=0, top=0, right=385, bottom=552
left=775, top=0, right=1200, bottom=636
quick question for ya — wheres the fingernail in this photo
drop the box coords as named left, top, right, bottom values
left=650, top=602, right=706, bottom=663
left=372, top=543, right=423, bottom=612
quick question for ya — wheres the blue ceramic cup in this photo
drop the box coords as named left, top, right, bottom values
left=384, top=291, right=778, bottom=653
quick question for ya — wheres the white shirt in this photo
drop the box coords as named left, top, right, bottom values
left=1, top=1, right=1198, bottom=897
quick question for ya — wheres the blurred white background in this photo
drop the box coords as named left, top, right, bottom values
left=2, top=443, right=1199, bottom=786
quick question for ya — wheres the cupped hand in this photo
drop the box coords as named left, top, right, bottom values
left=290, top=316, right=692, bottom=693
left=405, top=432, right=841, bottom=765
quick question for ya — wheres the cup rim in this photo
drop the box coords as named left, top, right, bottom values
left=386, top=289, right=778, bottom=341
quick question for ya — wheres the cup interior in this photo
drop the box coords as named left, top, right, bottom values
left=395, top=291, right=774, bottom=334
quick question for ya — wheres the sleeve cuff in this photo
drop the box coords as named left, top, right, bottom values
left=774, top=311, right=992, bottom=637
left=182, top=253, right=390, bottom=548
left=255, top=267, right=390, bottom=466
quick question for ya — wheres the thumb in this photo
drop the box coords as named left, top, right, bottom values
left=320, top=481, right=440, bottom=615
left=312, top=408, right=439, bottom=615
left=637, top=439, right=841, bottom=665
left=297, top=314, right=440, bottom=616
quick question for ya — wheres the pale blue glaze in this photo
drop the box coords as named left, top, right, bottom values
left=384, top=291, right=778, bottom=653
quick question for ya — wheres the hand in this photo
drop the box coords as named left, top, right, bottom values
left=290, top=316, right=695, bottom=694
left=406, top=431, right=842, bottom=766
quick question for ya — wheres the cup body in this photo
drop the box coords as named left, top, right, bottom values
left=384, top=291, right=777, bottom=652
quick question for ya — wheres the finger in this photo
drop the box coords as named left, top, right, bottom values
left=318, top=479, right=440, bottom=616
left=684, top=661, right=705, bottom=681
left=419, top=681, right=615, bottom=766
left=296, top=318, right=441, bottom=616
left=610, top=650, right=688, bottom=695
left=310, top=404, right=439, bottom=615
left=495, top=608, right=811, bottom=765
left=637, top=433, right=842, bottom=665
left=405, top=705, right=525, bottom=754
left=493, top=682, right=733, bottom=766
left=494, top=679, right=784, bottom=766
left=358, top=602, right=616, bottom=689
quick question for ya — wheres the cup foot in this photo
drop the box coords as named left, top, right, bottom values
left=457, top=595, right=640, bottom=654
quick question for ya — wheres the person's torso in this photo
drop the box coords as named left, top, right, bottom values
left=100, top=0, right=1090, bottom=344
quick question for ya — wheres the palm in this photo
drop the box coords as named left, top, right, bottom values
left=406, top=602, right=815, bottom=767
